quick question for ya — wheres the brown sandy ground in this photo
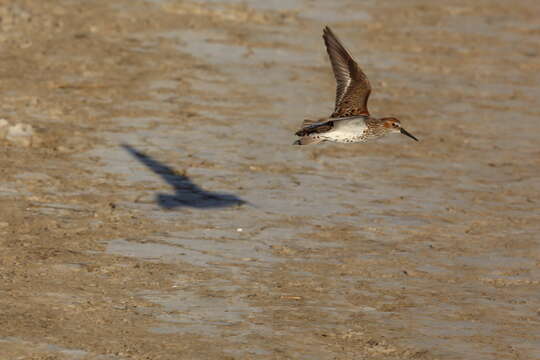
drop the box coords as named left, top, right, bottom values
left=0, top=0, right=539, bottom=359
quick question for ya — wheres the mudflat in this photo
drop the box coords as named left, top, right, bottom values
left=1, top=0, right=539, bottom=359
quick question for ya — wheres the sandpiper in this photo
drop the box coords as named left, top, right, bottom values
left=294, top=26, right=418, bottom=145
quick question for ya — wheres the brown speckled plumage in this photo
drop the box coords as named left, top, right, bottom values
left=293, top=27, right=418, bottom=146
left=323, top=26, right=371, bottom=118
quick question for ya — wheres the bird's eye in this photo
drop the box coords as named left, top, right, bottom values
left=392, top=123, right=399, bottom=128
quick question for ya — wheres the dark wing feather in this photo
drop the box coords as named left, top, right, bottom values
left=295, top=120, right=334, bottom=136
left=323, top=26, right=371, bottom=117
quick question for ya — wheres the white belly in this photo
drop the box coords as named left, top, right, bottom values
left=321, top=118, right=368, bottom=143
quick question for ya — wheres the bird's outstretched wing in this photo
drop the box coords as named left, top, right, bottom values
left=323, top=26, right=372, bottom=117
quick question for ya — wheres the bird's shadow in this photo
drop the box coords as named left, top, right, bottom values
left=121, top=144, right=246, bottom=210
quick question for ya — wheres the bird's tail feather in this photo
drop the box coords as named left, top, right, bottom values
left=293, top=136, right=324, bottom=145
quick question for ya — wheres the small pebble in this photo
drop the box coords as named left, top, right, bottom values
left=6, top=123, right=36, bottom=147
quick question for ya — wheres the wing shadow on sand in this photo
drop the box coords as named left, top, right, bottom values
left=122, top=144, right=246, bottom=210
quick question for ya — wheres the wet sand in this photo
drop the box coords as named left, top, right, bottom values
left=1, top=0, right=539, bottom=359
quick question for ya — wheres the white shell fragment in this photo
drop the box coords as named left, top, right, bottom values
left=0, top=119, right=41, bottom=147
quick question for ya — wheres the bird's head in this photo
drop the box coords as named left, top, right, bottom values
left=382, top=117, right=418, bottom=142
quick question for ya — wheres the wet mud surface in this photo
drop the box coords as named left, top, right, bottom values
left=1, top=0, right=539, bottom=359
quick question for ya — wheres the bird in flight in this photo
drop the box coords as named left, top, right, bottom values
left=294, top=26, right=418, bottom=145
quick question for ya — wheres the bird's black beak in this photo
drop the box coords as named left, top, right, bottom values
left=400, top=128, right=418, bottom=142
